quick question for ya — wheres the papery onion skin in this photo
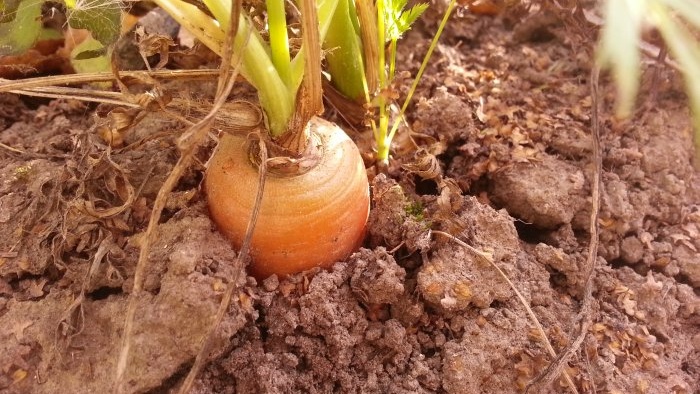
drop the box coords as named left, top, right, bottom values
left=205, top=117, right=370, bottom=279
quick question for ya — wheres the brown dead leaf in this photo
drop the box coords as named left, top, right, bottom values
left=136, top=26, right=175, bottom=71
left=401, top=149, right=442, bottom=180
left=11, top=368, right=28, bottom=384
left=95, top=107, right=144, bottom=148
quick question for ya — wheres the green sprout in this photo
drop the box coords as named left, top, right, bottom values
left=375, top=0, right=429, bottom=164
left=323, top=0, right=457, bottom=166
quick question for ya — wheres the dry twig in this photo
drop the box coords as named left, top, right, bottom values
left=175, top=0, right=256, bottom=392
left=525, top=65, right=603, bottom=393
left=0, top=69, right=220, bottom=93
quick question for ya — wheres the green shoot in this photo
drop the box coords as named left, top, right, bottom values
left=322, top=0, right=457, bottom=166
left=266, top=0, right=292, bottom=87
left=384, top=0, right=427, bottom=83
left=375, top=0, right=429, bottom=164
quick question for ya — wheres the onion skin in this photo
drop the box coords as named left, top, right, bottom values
left=205, top=117, right=370, bottom=279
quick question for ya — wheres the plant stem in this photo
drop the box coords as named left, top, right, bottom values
left=299, top=0, right=323, bottom=113
left=289, top=0, right=340, bottom=94
left=267, top=0, right=292, bottom=87
left=324, top=0, right=366, bottom=101
left=152, top=0, right=223, bottom=55
left=387, top=0, right=457, bottom=142
left=355, top=0, right=379, bottom=95
left=375, top=0, right=390, bottom=163
left=388, top=39, right=397, bottom=81
left=155, top=0, right=339, bottom=138
left=203, top=0, right=295, bottom=137
left=278, top=0, right=325, bottom=154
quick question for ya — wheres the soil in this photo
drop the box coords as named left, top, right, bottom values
left=1, top=4, right=699, bottom=394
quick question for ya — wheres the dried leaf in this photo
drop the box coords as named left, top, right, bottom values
left=401, top=148, right=441, bottom=179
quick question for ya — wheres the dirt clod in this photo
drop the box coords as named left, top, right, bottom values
left=489, top=154, right=587, bottom=229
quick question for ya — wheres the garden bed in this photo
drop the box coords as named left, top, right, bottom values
left=1, top=5, right=698, bottom=393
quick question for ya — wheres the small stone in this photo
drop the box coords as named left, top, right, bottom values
left=262, top=275, right=279, bottom=292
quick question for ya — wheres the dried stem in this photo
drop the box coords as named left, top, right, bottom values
left=525, top=65, right=603, bottom=393
left=176, top=3, right=261, bottom=392
left=356, top=0, right=378, bottom=95
left=276, top=0, right=323, bottom=156
left=6, top=86, right=141, bottom=107
left=0, top=69, right=220, bottom=93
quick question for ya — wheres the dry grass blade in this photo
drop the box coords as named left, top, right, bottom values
left=0, top=69, right=220, bottom=93
left=525, top=65, right=603, bottom=393
left=114, top=5, right=249, bottom=392
left=432, top=231, right=579, bottom=394
left=7, top=86, right=142, bottom=107
left=0, top=141, right=27, bottom=155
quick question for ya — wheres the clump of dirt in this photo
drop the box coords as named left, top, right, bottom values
left=367, top=174, right=431, bottom=252
left=417, top=196, right=521, bottom=311
left=489, top=154, right=588, bottom=229
left=1, top=5, right=699, bottom=394
left=0, top=204, right=248, bottom=393
left=209, top=249, right=438, bottom=392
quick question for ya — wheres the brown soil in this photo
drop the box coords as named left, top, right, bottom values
left=1, top=6, right=699, bottom=394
